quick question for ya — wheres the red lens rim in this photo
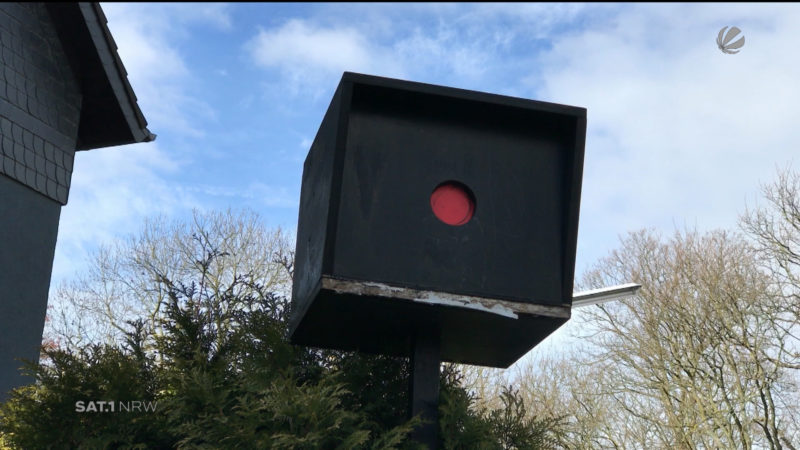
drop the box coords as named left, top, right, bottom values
left=430, top=181, right=476, bottom=226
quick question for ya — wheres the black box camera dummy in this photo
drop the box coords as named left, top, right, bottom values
left=289, top=72, right=586, bottom=368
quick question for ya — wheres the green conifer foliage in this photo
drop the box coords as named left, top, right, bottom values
left=0, top=213, right=564, bottom=449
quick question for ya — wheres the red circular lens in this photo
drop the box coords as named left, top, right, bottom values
left=430, top=181, right=475, bottom=226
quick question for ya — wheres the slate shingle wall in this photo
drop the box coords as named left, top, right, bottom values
left=0, top=2, right=81, bottom=205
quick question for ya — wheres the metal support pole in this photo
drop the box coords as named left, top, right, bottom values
left=409, top=323, right=441, bottom=448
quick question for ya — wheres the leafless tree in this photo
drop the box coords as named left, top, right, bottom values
left=460, top=169, right=800, bottom=449
left=572, top=229, right=799, bottom=449
left=44, top=208, right=294, bottom=351
left=742, top=166, right=800, bottom=357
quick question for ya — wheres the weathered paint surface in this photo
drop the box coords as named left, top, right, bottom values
left=289, top=72, right=585, bottom=367
left=322, top=277, right=571, bottom=320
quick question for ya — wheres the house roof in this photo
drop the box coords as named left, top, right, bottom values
left=45, top=2, right=155, bottom=150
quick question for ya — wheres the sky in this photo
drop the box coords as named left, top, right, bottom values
left=49, top=3, right=800, bottom=354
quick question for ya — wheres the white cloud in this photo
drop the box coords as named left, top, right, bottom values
left=178, top=182, right=298, bottom=208
left=52, top=143, right=201, bottom=285
left=527, top=3, right=800, bottom=271
left=60, top=3, right=800, bottom=289
left=246, top=19, right=406, bottom=97
left=167, top=3, right=233, bottom=31
left=245, top=13, right=525, bottom=96
left=391, top=26, right=490, bottom=81
left=245, top=3, right=800, bottom=275
left=250, top=20, right=374, bottom=74
left=100, top=3, right=227, bottom=136
left=242, top=3, right=602, bottom=95
left=250, top=182, right=299, bottom=208
left=51, top=4, right=232, bottom=287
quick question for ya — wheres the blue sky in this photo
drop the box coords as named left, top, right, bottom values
left=51, top=4, right=800, bottom=347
